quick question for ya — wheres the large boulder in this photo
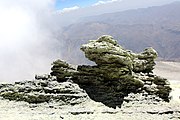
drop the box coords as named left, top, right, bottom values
left=81, top=35, right=158, bottom=74
left=81, top=35, right=133, bottom=69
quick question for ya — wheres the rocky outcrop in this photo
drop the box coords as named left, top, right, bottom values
left=80, top=35, right=158, bottom=75
left=50, top=35, right=171, bottom=108
left=0, top=75, right=88, bottom=105
left=0, top=35, right=172, bottom=109
left=133, top=47, right=158, bottom=73
left=50, top=60, right=76, bottom=82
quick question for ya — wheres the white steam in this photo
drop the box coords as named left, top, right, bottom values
left=0, top=0, right=62, bottom=82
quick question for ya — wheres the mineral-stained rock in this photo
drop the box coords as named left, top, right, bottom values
left=80, top=35, right=134, bottom=71
left=133, top=47, right=158, bottom=73
left=0, top=35, right=172, bottom=109
left=0, top=75, right=89, bottom=105
left=49, top=35, right=171, bottom=108
left=50, top=59, right=76, bottom=82
left=80, top=35, right=158, bottom=78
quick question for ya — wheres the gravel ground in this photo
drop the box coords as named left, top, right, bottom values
left=0, top=61, right=180, bottom=120
left=0, top=96, right=180, bottom=120
left=154, top=61, right=180, bottom=103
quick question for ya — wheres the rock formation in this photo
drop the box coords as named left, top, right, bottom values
left=50, top=60, right=76, bottom=82
left=0, top=75, right=88, bottom=105
left=50, top=35, right=171, bottom=108
left=0, top=35, right=171, bottom=109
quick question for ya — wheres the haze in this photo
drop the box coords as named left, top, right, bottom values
left=0, top=0, right=179, bottom=82
left=0, top=0, right=62, bottom=82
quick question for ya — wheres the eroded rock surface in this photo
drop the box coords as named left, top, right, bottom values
left=50, top=35, right=171, bottom=108
left=0, top=75, right=88, bottom=105
left=0, top=35, right=172, bottom=109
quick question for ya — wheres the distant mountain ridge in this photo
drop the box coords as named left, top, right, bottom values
left=59, top=2, right=180, bottom=64
left=80, top=1, right=180, bottom=25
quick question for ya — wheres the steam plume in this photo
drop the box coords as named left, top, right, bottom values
left=0, top=0, right=61, bottom=82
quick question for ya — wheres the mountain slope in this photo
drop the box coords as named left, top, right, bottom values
left=80, top=1, right=180, bottom=25
left=59, top=2, right=180, bottom=64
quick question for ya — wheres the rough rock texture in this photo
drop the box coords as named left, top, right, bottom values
left=0, top=35, right=172, bottom=109
left=0, top=91, right=179, bottom=120
left=0, top=75, right=88, bottom=105
left=50, top=60, right=76, bottom=82
left=133, top=47, right=158, bottom=73
left=50, top=35, right=171, bottom=108
left=80, top=35, right=157, bottom=76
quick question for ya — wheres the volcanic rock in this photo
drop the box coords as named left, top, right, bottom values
left=0, top=75, right=88, bottom=105
left=0, top=35, right=172, bottom=109
left=72, top=35, right=171, bottom=107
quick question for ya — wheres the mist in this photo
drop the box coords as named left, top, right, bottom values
left=0, top=0, right=62, bottom=82
left=1, top=0, right=180, bottom=82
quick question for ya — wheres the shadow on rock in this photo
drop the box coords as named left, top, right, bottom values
left=50, top=35, right=171, bottom=108
left=0, top=35, right=172, bottom=109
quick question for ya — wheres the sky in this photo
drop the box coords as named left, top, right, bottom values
left=55, top=0, right=180, bottom=25
left=0, top=0, right=180, bottom=82
left=55, top=0, right=100, bottom=9
left=55, top=0, right=123, bottom=13
left=55, top=0, right=180, bottom=12
left=55, top=0, right=180, bottom=18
